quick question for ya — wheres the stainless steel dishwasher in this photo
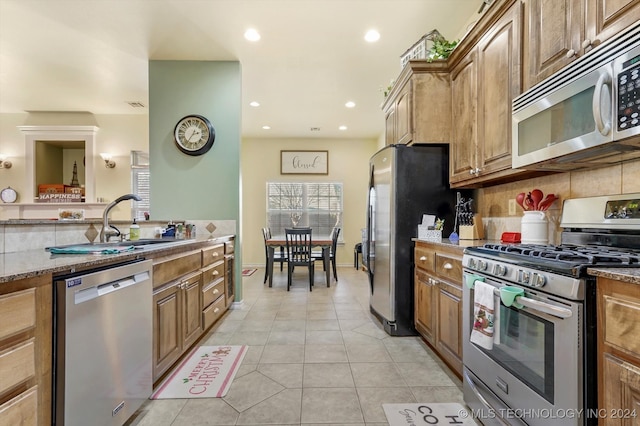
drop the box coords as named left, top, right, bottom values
left=53, top=259, right=153, bottom=426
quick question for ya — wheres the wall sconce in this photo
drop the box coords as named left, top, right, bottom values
left=100, top=153, right=116, bottom=168
left=0, top=154, right=11, bottom=169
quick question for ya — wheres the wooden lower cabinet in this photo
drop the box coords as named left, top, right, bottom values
left=436, top=281, right=463, bottom=374
left=0, top=274, right=51, bottom=426
left=597, top=276, right=640, bottom=426
left=414, top=241, right=463, bottom=377
left=152, top=271, right=203, bottom=382
left=414, top=270, right=436, bottom=344
left=151, top=239, right=235, bottom=383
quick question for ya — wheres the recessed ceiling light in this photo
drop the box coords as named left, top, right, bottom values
left=262, top=125, right=271, bottom=130
left=364, top=29, right=380, bottom=43
left=310, top=127, right=321, bottom=132
left=244, top=28, right=261, bottom=42
left=345, top=101, right=356, bottom=108
left=249, top=101, right=260, bottom=107
left=339, top=125, right=348, bottom=131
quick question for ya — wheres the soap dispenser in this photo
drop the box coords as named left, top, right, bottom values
left=129, top=219, right=140, bottom=241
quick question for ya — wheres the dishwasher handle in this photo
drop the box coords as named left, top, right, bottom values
left=74, top=270, right=150, bottom=304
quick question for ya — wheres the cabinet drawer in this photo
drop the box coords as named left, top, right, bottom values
left=0, top=339, right=35, bottom=395
left=202, top=244, right=225, bottom=267
left=202, top=280, right=225, bottom=309
left=602, top=293, right=640, bottom=355
left=153, top=250, right=202, bottom=287
left=435, top=254, right=462, bottom=283
left=415, top=247, right=435, bottom=272
left=203, top=296, right=225, bottom=330
left=0, top=385, right=38, bottom=426
left=0, top=289, right=36, bottom=341
left=202, top=262, right=225, bottom=285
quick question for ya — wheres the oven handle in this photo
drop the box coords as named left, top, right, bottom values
left=463, top=369, right=510, bottom=426
left=492, top=288, right=573, bottom=319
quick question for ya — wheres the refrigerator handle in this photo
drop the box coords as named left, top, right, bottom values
left=366, top=165, right=374, bottom=293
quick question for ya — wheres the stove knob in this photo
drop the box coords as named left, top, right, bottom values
left=468, top=258, right=477, bottom=269
left=531, top=273, right=546, bottom=287
left=493, top=264, right=507, bottom=276
left=478, top=260, right=488, bottom=271
left=517, top=270, right=530, bottom=284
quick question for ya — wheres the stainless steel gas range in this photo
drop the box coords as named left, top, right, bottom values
left=462, top=194, right=640, bottom=426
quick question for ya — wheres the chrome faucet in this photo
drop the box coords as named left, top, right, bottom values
left=100, top=194, right=142, bottom=242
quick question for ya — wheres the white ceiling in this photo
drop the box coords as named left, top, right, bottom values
left=0, top=0, right=481, bottom=140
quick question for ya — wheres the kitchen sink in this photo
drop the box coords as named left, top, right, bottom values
left=46, top=238, right=182, bottom=252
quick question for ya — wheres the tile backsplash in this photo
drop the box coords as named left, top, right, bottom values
left=0, top=219, right=236, bottom=253
left=477, top=160, right=640, bottom=243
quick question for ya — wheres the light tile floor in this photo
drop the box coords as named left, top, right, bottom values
left=126, top=266, right=466, bottom=425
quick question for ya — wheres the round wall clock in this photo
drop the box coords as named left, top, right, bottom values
left=173, top=114, right=216, bottom=156
left=1, top=186, right=18, bottom=203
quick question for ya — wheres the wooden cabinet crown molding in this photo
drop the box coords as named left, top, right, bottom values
left=447, top=0, right=519, bottom=67
left=382, top=60, right=449, bottom=111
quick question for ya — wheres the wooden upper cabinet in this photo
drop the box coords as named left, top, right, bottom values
left=450, top=0, right=525, bottom=187
left=586, top=0, right=640, bottom=48
left=382, top=61, right=451, bottom=146
left=477, top=1, right=522, bottom=177
left=524, top=0, right=640, bottom=89
left=394, top=82, right=412, bottom=144
left=525, top=0, right=583, bottom=87
left=450, top=51, right=478, bottom=184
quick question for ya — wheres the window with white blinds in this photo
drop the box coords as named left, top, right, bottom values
left=131, top=151, right=150, bottom=221
left=266, top=182, right=343, bottom=238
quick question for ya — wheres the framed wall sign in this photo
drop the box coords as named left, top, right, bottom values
left=280, top=150, right=328, bottom=175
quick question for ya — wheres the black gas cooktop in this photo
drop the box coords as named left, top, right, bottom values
left=467, top=243, right=640, bottom=277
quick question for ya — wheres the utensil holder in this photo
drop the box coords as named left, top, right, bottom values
left=459, top=214, right=484, bottom=240
left=521, top=210, right=548, bottom=244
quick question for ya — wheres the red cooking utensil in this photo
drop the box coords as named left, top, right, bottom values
left=539, top=194, right=558, bottom=211
left=516, top=192, right=526, bottom=210
left=530, top=189, right=543, bottom=210
left=525, top=192, right=534, bottom=210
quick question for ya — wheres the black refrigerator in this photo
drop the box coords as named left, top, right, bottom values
left=365, top=144, right=458, bottom=336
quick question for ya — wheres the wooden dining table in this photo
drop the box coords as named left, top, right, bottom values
left=265, top=237, right=332, bottom=288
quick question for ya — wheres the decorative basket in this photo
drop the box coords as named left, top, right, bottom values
left=400, top=29, right=443, bottom=69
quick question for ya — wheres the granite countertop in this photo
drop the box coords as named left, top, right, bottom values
left=412, top=238, right=494, bottom=250
left=587, top=267, right=640, bottom=285
left=0, top=235, right=234, bottom=284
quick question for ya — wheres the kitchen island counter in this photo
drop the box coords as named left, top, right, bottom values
left=587, top=267, right=640, bottom=285
left=0, top=235, right=234, bottom=284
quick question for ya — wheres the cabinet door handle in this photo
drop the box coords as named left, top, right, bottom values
left=443, top=262, right=453, bottom=270
left=419, top=256, right=427, bottom=261
left=581, top=39, right=592, bottom=49
left=213, top=289, right=219, bottom=295
left=213, top=308, right=220, bottom=314
left=565, top=48, right=577, bottom=58
left=212, top=252, right=220, bottom=257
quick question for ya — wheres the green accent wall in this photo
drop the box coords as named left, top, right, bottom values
left=148, top=61, right=241, bottom=221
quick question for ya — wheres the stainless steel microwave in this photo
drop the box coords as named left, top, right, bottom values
left=512, top=22, right=640, bottom=171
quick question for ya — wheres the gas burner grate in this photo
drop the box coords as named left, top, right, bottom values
left=479, top=243, right=640, bottom=266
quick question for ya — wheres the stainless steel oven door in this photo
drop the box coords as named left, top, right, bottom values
left=512, top=62, right=613, bottom=169
left=462, top=271, right=583, bottom=426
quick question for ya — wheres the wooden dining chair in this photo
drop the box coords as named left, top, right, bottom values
left=284, top=227, right=314, bottom=291
left=312, top=227, right=340, bottom=281
left=262, top=227, right=286, bottom=284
